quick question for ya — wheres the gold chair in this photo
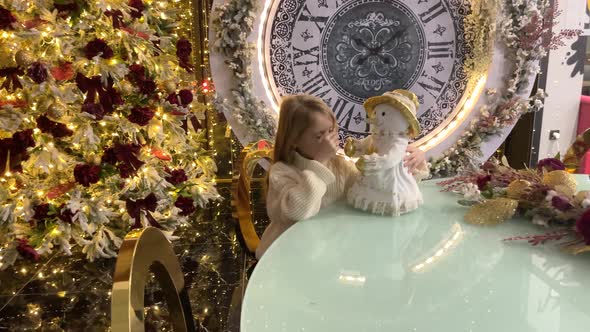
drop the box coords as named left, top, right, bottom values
left=231, top=140, right=274, bottom=254
left=111, top=227, right=195, bottom=332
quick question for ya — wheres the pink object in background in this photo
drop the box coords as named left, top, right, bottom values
left=577, top=96, right=590, bottom=174
left=577, top=96, right=590, bottom=135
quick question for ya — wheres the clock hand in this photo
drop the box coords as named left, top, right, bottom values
left=372, top=27, right=407, bottom=52
left=353, top=37, right=371, bottom=50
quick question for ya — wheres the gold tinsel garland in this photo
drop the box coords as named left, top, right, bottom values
left=463, top=0, right=497, bottom=80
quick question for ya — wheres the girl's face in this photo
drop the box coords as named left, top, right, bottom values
left=295, top=112, right=335, bottom=159
left=373, top=104, right=409, bottom=133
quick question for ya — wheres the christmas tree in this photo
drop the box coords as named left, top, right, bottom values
left=0, top=0, right=218, bottom=268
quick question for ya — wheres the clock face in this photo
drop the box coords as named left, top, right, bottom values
left=264, top=0, right=470, bottom=141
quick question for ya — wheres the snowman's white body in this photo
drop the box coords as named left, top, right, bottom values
left=346, top=104, right=425, bottom=216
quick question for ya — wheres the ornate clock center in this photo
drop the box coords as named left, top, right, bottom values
left=321, top=0, right=426, bottom=103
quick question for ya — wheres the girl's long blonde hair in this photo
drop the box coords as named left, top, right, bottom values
left=273, top=95, right=336, bottom=164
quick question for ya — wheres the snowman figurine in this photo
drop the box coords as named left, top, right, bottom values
left=345, top=89, right=429, bottom=216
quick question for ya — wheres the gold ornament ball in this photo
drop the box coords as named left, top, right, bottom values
left=344, top=137, right=356, bottom=157
left=15, top=50, right=35, bottom=67
left=542, top=170, right=577, bottom=196
left=47, top=105, right=65, bottom=120
left=163, top=80, right=177, bottom=94
left=506, top=179, right=531, bottom=199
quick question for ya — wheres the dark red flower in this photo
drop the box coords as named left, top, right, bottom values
left=118, top=163, right=135, bottom=178
left=128, top=0, right=145, bottom=19
left=0, top=132, right=34, bottom=174
left=104, top=86, right=123, bottom=111
left=51, top=123, right=73, bottom=138
left=179, top=89, right=193, bottom=106
left=176, top=38, right=191, bottom=58
left=27, top=62, right=48, bottom=84
left=33, top=203, right=50, bottom=221
left=74, top=164, right=101, bottom=187
left=166, top=92, right=179, bottom=105
left=176, top=38, right=193, bottom=71
left=537, top=158, right=565, bottom=173
left=102, top=146, right=118, bottom=165
left=105, top=9, right=123, bottom=28
left=81, top=103, right=105, bottom=120
left=576, top=209, right=590, bottom=245
left=0, top=6, right=17, bottom=30
left=127, top=106, right=155, bottom=126
left=128, top=64, right=146, bottom=82
left=36, top=115, right=73, bottom=138
left=476, top=175, right=491, bottom=190
left=58, top=205, right=75, bottom=224
left=16, top=239, right=40, bottom=261
left=167, top=89, right=193, bottom=107
left=165, top=168, right=188, bottom=185
left=53, top=2, right=78, bottom=15
left=175, top=196, right=195, bottom=216
left=138, top=79, right=156, bottom=95
left=102, top=143, right=144, bottom=178
left=84, top=38, right=114, bottom=59
left=12, top=129, right=35, bottom=152
left=551, top=195, right=573, bottom=211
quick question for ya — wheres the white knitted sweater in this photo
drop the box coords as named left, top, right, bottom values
left=255, top=152, right=358, bottom=259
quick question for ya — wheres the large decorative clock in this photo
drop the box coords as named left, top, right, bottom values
left=209, top=0, right=539, bottom=162
left=266, top=0, right=468, bottom=143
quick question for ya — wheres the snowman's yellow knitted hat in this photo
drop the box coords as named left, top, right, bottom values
left=364, top=89, right=421, bottom=138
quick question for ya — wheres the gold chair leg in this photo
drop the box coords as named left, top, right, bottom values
left=111, top=227, right=195, bottom=332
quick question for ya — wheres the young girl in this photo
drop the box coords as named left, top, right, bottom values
left=255, top=95, right=426, bottom=259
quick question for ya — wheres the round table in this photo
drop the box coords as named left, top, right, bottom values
left=242, top=178, right=590, bottom=332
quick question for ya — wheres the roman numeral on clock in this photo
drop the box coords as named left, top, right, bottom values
left=302, top=71, right=331, bottom=97
left=427, top=41, right=454, bottom=59
left=293, top=46, right=320, bottom=66
left=299, top=4, right=329, bottom=33
left=419, top=1, right=447, bottom=24
left=334, top=97, right=356, bottom=129
left=417, top=71, right=445, bottom=98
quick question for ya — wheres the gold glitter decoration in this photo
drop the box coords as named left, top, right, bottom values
left=506, top=179, right=531, bottom=199
left=542, top=170, right=577, bottom=196
left=463, top=0, right=497, bottom=79
left=464, top=198, right=518, bottom=226
left=563, top=128, right=590, bottom=172
left=563, top=243, right=590, bottom=255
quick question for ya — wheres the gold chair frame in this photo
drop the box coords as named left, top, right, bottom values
left=111, top=227, right=195, bottom=332
left=231, top=140, right=274, bottom=253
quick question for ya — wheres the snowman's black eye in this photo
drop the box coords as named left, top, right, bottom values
left=381, top=112, right=385, bottom=116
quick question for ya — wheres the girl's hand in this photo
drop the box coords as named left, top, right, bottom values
left=404, top=145, right=425, bottom=172
left=313, top=130, right=339, bottom=163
